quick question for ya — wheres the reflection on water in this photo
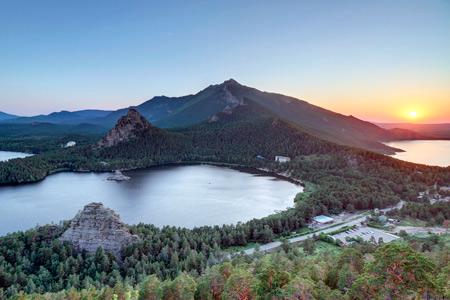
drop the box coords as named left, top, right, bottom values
left=385, top=140, right=450, bottom=167
left=0, top=165, right=302, bottom=235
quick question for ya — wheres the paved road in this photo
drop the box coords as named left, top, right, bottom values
left=240, top=201, right=407, bottom=256
left=243, top=215, right=367, bottom=255
left=380, top=200, right=404, bottom=213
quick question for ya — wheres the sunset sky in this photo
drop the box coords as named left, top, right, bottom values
left=0, top=0, right=449, bottom=123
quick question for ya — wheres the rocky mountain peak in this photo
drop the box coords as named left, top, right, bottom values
left=222, top=78, right=241, bottom=87
left=97, top=108, right=152, bottom=147
left=60, top=202, right=139, bottom=257
left=216, top=79, right=245, bottom=108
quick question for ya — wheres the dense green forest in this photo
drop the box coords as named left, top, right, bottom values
left=1, top=228, right=448, bottom=299
left=0, top=123, right=104, bottom=154
left=387, top=201, right=450, bottom=226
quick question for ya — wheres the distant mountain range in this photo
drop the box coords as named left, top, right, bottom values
left=378, top=123, right=450, bottom=140
left=1, top=79, right=440, bottom=154
left=5, top=109, right=111, bottom=125
left=0, top=111, right=18, bottom=121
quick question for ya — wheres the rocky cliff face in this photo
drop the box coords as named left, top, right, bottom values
left=97, top=108, right=152, bottom=147
left=60, top=202, right=139, bottom=257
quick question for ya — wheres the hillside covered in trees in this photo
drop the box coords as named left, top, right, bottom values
left=0, top=224, right=448, bottom=299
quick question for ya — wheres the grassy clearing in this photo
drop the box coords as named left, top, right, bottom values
left=225, top=242, right=260, bottom=253
left=397, top=217, right=428, bottom=227
left=298, top=241, right=342, bottom=257
left=314, top=241, right=342, bottom=255
left=440, top=233, right=450, bottom=246
left=279, top=227, right=312, bottom=239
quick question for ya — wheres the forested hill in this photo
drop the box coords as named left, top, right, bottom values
left=179, top=100, right=344, bottom=162
left=96, top=108, right=191, bottom=161
left=152, top=79, right=405, bottom=154
left=97, top=100, right=344, bottom=165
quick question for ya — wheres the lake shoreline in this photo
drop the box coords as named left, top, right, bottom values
left=0, top=150, right=34, bottom=162
left=0, top=155, right=305, bottom=188
left=116, top=161, right=304, bottom=187
left=0, top=163, right=302, bottom=235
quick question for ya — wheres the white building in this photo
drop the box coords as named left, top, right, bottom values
left=65, top=141, right=76, bottom=148
left=312, top=215, right=334, bottom=225
left=275, top=156, right=291, bottom=163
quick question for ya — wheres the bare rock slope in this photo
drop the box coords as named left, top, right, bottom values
left=60, top=202, right=139, bottom=257
left=97, top=108, right=152, bottom=147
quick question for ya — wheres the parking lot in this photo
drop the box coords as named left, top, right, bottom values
left=332, top=226, right=400, bottom=245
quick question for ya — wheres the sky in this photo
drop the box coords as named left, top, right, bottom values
left=0, top=0, right=449, bottom=123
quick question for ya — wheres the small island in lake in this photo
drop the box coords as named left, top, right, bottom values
left=107, top=170, right=131, bottom=181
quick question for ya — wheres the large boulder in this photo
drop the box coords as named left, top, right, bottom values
left=60, top=202, right=139, bottom=257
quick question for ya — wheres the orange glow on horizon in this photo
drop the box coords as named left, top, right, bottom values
left=400, top=108, right=424, bottom=123
left=283, top=71, right=450, bottom=123
left=291, top=85, right=449, bottom=124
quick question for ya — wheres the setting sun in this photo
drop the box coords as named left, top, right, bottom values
left=408, top=111, right=418, bottom=119
left=400, top=108, right=428, bottom=122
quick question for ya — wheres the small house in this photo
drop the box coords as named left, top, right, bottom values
left=64, top=141, right=76, bottom=148
left=312, top=215, right=334, bottom=225
left=275, top=156, right=291, bottom=163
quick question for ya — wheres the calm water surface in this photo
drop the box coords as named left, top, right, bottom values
left=0, top=165, right=302, bottom=235
left=0, top=150, right=33, bottom=161
left=385, top=140, right=450, bottom=167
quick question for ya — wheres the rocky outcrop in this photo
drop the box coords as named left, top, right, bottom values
left=107, top=170, right=131, bottom=181
left=60, top=202, right=139, bottom=257
left=206, top=80, right=246, bottom=123
left=97, top=108, right=152, bottom=147
left=221, top=79, right=244, bottom=107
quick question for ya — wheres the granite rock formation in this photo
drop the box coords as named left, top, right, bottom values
left=60, top=202, right=139, bottom=257
left=97, top=108, right=152, bottom=147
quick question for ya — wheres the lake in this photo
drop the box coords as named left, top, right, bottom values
left=0, top=150, right=33, bottom=162
left=385, top=140, right=450, bottom=167
left=0, top=164, right=302, bottom=235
